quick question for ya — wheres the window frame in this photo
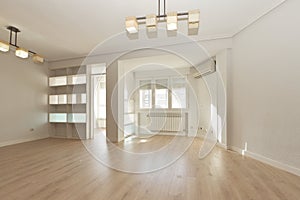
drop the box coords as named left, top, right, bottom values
left=136, top=76, right=188, bottom=111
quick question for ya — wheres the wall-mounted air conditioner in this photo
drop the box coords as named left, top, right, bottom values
left=193, top=59, right=216, bottom=79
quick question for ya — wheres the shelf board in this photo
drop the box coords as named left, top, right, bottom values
left=67, top=83, right=87, bottom=87
left=49, top=122, right=86, bottom=124
left=49, top=85, right=68, bottom=88
left=49, top=103, right=87, bottom=105
left=49, top=84, right=87, bottom=88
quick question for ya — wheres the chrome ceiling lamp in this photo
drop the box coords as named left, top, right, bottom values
left=125, top=0, right=200, bottom=33
left=0, top=26, right=44, bottom=63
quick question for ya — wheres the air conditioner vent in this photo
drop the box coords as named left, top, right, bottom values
left=193, top=59, right=216, bottom=79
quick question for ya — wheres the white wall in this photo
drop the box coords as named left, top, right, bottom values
left=189, top=69, right=211, bottom=134
left=0, top=51, right=49, bottom=147
left=229, top=0, right=300, bottom=173
left=216, top=49, right=231, bottom=146
left=48, top=38, right=232, bottom=69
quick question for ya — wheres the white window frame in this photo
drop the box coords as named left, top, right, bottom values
left=136, top=76, right=188, bottom=111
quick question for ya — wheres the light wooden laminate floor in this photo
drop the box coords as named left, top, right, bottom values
left=0, top=135, right=299, bottom=200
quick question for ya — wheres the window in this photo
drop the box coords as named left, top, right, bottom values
left=155, top=79, right=168, bottom=108
left=138, top=77, right=187, bottom=110
left=139, top=80, right=152, bottom=109
left=171, top=78, right=187, bottom=108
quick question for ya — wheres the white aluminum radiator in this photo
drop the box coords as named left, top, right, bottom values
left=139, top=112, right=187, bottom=133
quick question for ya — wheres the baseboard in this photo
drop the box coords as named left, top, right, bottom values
left=216, top=142, right=228, bottom=150
left=228, top=146, right=300, bottom=177
left=228, top=146, right=244, bottom=154
left=0, top=135, right=50, bottom=148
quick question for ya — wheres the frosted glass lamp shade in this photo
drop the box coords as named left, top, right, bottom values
left=167, top=12, right=178, bottom=31
left=146, top=14, right=157, bottom=32
left=126, top=16, right=138, bottom=33
left=32, top=54, right=44, bottom=63
left=189, top=22, right=199, bottom=29
left=188, top=9, right=200, bottom=29
left=0, top=40, right=9, bottom=52
left=15, top=48, right=28, bottom=59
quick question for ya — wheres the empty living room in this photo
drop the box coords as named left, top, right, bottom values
left=0, top=0, right=299, bottom=199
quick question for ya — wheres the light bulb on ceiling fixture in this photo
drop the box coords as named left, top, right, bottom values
left=125, top=16, right=138, bottom=34
left=0, top=40, right=10, bottom=52
left=15, top=47, right=29, bottom=59
left=167, top=12, right=178, bottom=31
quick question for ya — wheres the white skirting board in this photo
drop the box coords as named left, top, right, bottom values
left=216, top=142, right=228, bottom=150
left=228, top=146, right=300, bottom=177
left=0, top=135, right=50, bottom=148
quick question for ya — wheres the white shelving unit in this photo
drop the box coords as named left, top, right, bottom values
left=48, top=66, right=87, bottom=139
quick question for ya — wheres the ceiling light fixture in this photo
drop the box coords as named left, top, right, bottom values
left=167, top=12, right=178, bottom=31
left=146, top=14, right=157, bottom=32
left=0, top=40, right=9, bottom=52
left=125, top=16, right=138, bottom=34
left=0, top=26, right=44, bottom=63
left=32, top=54, right=44, bottom=63
left=188, top=10, right=200, bottom=30
left=125, top=0, right=200, bottom=34
left=15, top=47, right=29, bottom=59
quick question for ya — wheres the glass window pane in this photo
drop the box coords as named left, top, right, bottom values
left=139, top=80, right=152, bottom=109
left=139, top=89, right=152, bottom=109
left=155, top=79, right=168, bottom=108
left=172, top=78, right=186, bottom=108
left=172, top=88, right=186, bottom=108
left=155, top=89, right=168, bottom=108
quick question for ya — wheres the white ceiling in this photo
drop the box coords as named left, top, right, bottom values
left=0, top=0, right=284, bottom=61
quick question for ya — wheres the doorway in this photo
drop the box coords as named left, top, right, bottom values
left=90, top=64, right=106, bottom=139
